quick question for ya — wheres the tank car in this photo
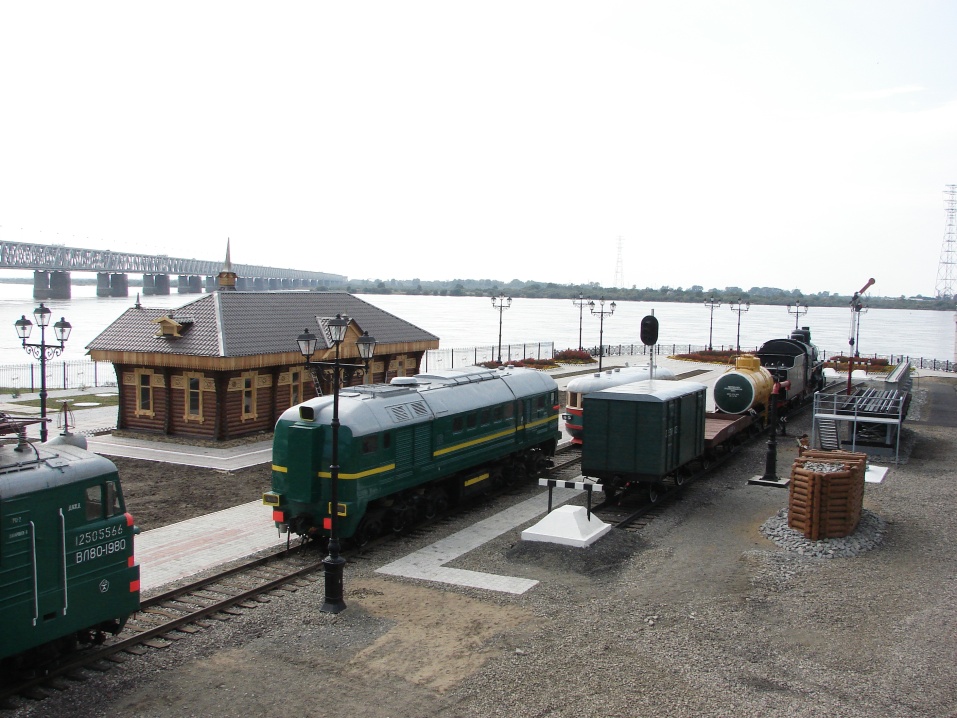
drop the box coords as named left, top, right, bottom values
left=562, top=365, right=675, bottom=444
left=0, top=419, right=140, bottom=669
left=713, top=327, right=825, bottom=416
left=265, top=366, right=560, bottom=543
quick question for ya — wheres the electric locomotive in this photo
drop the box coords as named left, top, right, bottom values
left=265, top=366, right=560, bottom=543
left=561, top=365, right=675, bottom=444
left=0, top=418, right=140, bottom=668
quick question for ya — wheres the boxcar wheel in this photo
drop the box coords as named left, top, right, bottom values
left=647, top=484, right=660, bottom=504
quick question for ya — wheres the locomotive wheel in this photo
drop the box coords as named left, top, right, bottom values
left=353, top=514, right=383, bottom=547
left=509, top=462, right=528, bottom=484
left=431, top=488, right=450, bottom=515
left=647, top=484, right=660, bottom=504
left=390, top=502, right=414, bottom=534
left=527, top=453, right=547, bottom=478
left=421, top=495, right=438, bottom=521
left=674, top=467, right=690, bottom=487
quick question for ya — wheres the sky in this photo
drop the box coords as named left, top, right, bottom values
left=1, top=1, right=956, bottom=298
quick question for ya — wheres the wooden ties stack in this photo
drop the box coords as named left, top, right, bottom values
left=787, top=450, right=867, bottom=540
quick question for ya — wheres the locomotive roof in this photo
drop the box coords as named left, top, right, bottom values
left=278, top=366, right=557, bottom=435
left=586, top=378, right=707, bottom=402
left=0, top=441, right=118, bottom=500
left=565, top=365, right=675, bottom=394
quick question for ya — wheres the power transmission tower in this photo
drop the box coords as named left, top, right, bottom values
left=613, top=236, right=624, bottom=288
left=936, top=184, right=957, bottom=299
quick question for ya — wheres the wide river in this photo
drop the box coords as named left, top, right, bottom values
left=0, top=284, right=953, bottom=366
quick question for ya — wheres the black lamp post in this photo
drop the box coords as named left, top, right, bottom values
left=730, top=299, right=750, bottom=351
left=703, top=296, right=720, bottom=351
left=491, top=294, right=511, bottom=364
left=787, top=301, right=808, bottom=330
left=15, top=303, right=71, bottom=443
left=296, top=315, right=376, bottom=614
left=588, top=297, right=616, bottom=371
left=572, top=292, right=588, bottom=351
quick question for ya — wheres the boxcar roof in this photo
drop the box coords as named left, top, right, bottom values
left=588, top=378, right=707, bottom=402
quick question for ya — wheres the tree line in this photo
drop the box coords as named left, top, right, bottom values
left=345, top=278, right=954, bottom=311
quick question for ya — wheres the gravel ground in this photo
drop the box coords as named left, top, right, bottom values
left=7, top=380, right=957, bottom=717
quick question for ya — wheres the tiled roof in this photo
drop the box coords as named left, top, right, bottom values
left=86, top=292, right=439, bottom=358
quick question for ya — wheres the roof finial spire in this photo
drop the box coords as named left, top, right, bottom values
left=218, top=238, right=237, bottom=291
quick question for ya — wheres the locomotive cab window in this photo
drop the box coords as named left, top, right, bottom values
left=362, top=435, right=379, bottom=454
left=85, top=481, right=123, bottom=521
left=85, top=485, right=102, bottom=521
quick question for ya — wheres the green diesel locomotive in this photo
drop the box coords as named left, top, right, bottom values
left=0, top=418, right=140, bottom=668
left=265, top=366, right=560, bottom=543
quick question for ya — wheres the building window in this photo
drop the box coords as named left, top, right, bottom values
left=134, top=369, right=154, bottom=417
left=290, top=369, right=303, bottom=406
left=185, top=372, right=204, bottom=422
left=242, top=371, right=257, bottom=420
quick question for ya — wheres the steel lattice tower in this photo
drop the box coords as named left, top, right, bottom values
left=613, top=236, right=624, bottom=288
left=936, top=184, right=957, bottom=299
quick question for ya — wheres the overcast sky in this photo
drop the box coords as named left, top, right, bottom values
left=2, top=2, right=955, bottom=298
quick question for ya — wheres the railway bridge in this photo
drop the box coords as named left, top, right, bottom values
left=0, top=241, right=347, bottom=299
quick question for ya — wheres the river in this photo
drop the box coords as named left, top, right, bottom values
left=0, top=284, right=953, bottom=366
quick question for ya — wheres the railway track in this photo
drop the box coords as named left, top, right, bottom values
left=0, top=444, right=585, bottom=708
left=0, top=546, right=323, bottom=708
left=2, top=391, right=854, bottom=706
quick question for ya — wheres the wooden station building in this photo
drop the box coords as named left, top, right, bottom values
left=86, top=291, right=439, bottom=441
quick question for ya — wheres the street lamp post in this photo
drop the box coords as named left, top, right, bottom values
left=14, top=303, right=71, bottom=443
left=730, top=299, right=750, bottom=351
left=588, top=297, right=616, bottom=371
left=296, top=315, right=376, bottom=614
left=703, top=296, right=720, bottom=351
left=491, top=294, right=512, bottom=364
left=572, top=292, right=588, bottom=351
left=787, top=301, right=808, bottom=330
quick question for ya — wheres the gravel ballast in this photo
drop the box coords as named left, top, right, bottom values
left=7, top=380, right=957, bottom=718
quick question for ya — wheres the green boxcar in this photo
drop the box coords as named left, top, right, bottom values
left=582, top=379, right=707, bottom=484
left=266, top=366, right=561, bottom=541
left=1, top=435, right=140, bottom=665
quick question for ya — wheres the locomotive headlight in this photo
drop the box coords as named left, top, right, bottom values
left=262, top=491, right=281, bottom=506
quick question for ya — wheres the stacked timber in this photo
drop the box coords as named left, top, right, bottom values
left=788, top=450, right=867, bottom=540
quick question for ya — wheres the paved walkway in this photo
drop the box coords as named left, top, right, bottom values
left=136, top=501, right=286, bottom=593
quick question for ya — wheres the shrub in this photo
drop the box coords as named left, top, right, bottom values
left=553, top=349, right=596, bottom=364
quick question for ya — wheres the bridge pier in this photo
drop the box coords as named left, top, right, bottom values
left=176, top=275, right=202, bottom=293
left=96, top=272, right=129, bottom=297
left=154, top=274, right=170, bottom=294
left=33, top=269, right=70, bottom=300
left=205, top=275, right=215, bottom=292
left=268, top=278, right=280, bottom=290
left=236, top=276, right=249, bottom=290
left=253, top=277, right=265, bottom=291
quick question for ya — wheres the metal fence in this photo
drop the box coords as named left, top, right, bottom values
left=423, top=342, right=554, bottom=372
left=0, top=340, right=952, bottom=396
left=0, top=359, right=116, bottom=395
